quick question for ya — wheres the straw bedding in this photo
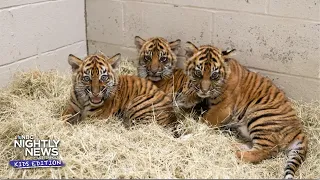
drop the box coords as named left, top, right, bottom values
left=0, top=60, right=319, bottom=179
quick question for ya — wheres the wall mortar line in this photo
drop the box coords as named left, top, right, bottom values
left=0, top=41, right=85, bottom=68
left=0, top=0, right=62, bottom=11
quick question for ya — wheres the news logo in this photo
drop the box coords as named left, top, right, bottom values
left=9, top=135, right=65, bottom=169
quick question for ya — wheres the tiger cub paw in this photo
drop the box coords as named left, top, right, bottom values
left=174, top=95, right=194, bottom=109
left=235, top=148, right=268, bottom=163
left=61, top=112, right=81, bottom=125
left=232, top=142, right=251, bottom=151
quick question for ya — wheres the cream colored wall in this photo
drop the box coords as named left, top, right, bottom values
left=86, top=0, right=320, bottom=102
left=0, top=0, right=87, bottom=87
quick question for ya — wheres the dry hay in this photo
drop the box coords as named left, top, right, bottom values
left=0, top=60, right=319, bottom=179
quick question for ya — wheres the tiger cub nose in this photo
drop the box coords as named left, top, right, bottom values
left=150, top=69, right=158, bottom=74
left=201, top=88, right=209, bottom=94
left=200, top=80, right=211, bottom=93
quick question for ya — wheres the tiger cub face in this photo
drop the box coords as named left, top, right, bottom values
left=68, top=52, right=121, bottom=106
left=184, top=42, right=235, bottom=99
left=134, top=36, right=181, bottom=81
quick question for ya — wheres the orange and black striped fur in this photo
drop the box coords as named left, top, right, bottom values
left=61, top=52, right=177, bottom=129
left=177, top=42, right=308, bottom=179
left=134, top=36, right=189, bottom=98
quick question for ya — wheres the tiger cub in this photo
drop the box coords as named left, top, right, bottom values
left=177, top=42, right=308, bottom=179
left=61, top=52, right=177, bottom=129
left=134, top=36, right=189, bottom=98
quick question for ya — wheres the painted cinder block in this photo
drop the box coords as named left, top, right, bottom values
left=0, top=0, right=46, bottom=9
left=138, top=0, right=267, bottom=13
left=123, top=1, right=212, bottom=48
left=0, top=9, right=19, bottom=66
left=269, top=0, right=320, bottom=21
left=0, top=41, right=87, bottom=88
left=140, top=0, right=174, bottom=3
left=0, top=0, right=86, bottom=88
left=213, top=12, right=320, bottom=79
left=0, top=0, right=86, bottom=65
left=88, top=40, right=137, bottom=62
left=86, top=0, right=124, bottom=45
left=172, top=0, right=267, bottom=13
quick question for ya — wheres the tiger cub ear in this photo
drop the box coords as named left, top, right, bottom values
left=68, top=54, right=82, bottom=72
left=222, top=49, right=236, bottom=62
left=134, top=36, right=146, bottom=50
left=169, top=39, right=181, bottom=54
left=185, top=41, right=198, bottom=59
left=222, top=49, right=236, bottom=56
left=107, top=53, right=121, bottom=70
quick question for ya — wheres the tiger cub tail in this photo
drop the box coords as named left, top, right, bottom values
left=284, top=132, right=308, bottom=179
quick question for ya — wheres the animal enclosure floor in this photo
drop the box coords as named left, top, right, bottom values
left=0, top=61, right=319, bottom=179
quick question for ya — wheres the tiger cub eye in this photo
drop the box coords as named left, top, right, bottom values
left=160, top=57, right=168, bottom=63
left=83, top=76, right=91, bottom=82
left=100, top=75, right=108, bottom=82
left=211, top=72, right=220, bottom=80
left=144, top=55, right=152, bottom=61
left=194, top=69, right=202, bottom=78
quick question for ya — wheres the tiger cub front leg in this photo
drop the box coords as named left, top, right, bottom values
left=202, top=102, right=232, bottom=127
left=61, top=104, right=81, bottom=124
left=175, top=87, right=202, bottom=110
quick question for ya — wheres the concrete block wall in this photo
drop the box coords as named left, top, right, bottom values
left=0, top=0, right=87, bottom=87
left=86, top=0, right=320, bottom=102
